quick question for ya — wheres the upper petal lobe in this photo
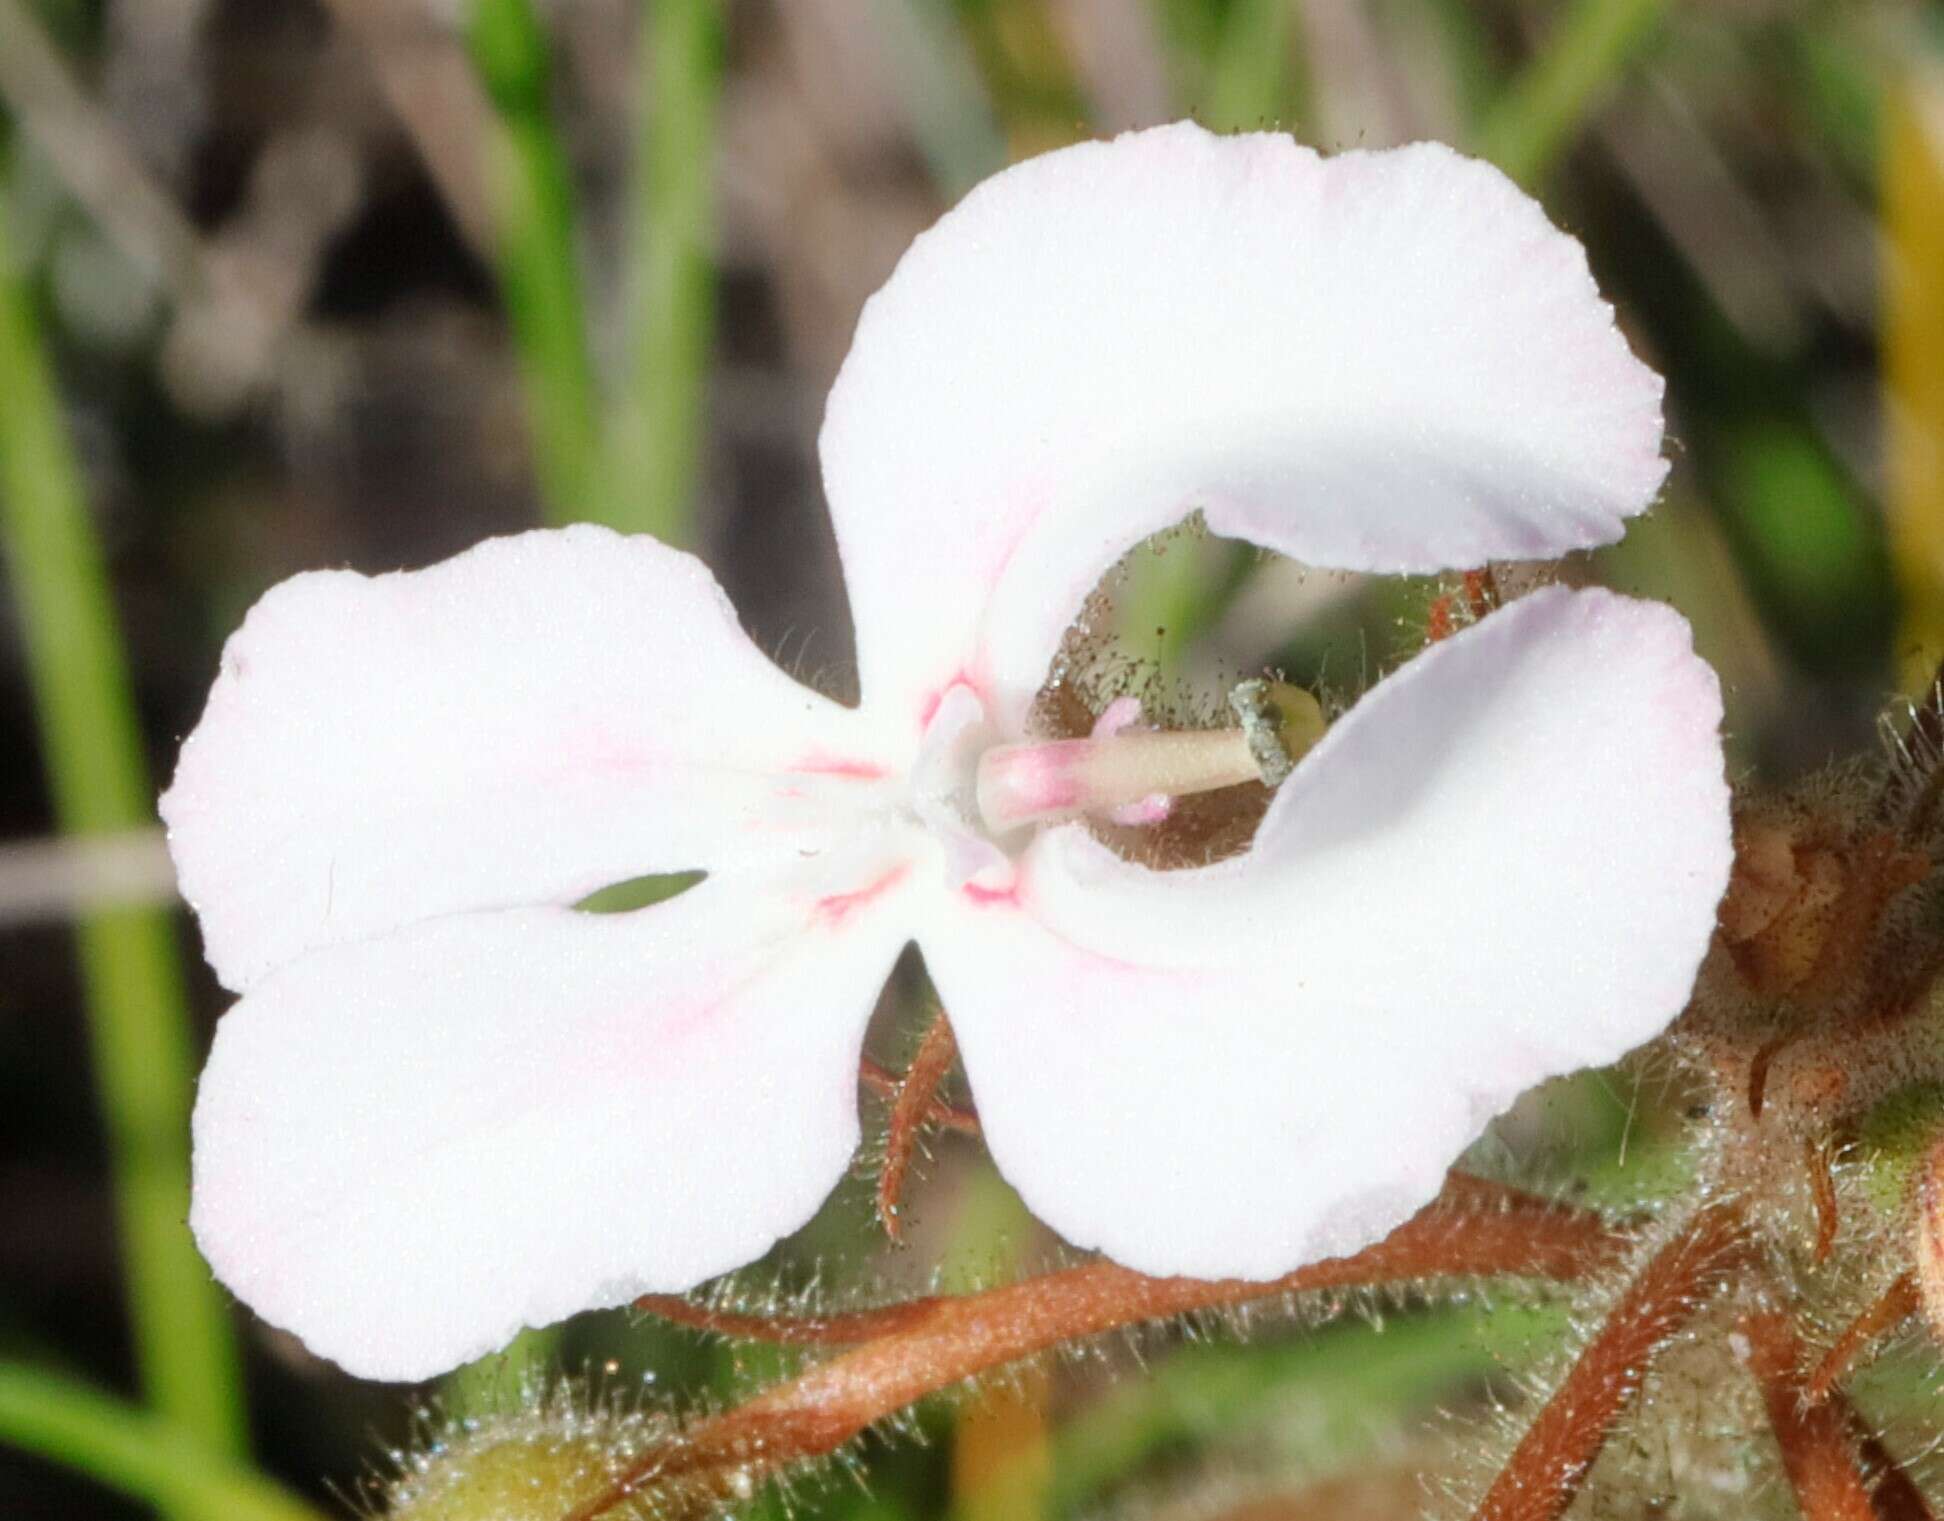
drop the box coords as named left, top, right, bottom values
left=822, top=124, right=1666, bottom=732
left=162, top=525, right=899, bottom=991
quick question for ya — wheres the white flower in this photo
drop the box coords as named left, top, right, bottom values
left=163, top=123, right=1732, bottom=1382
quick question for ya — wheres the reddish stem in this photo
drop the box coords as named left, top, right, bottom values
left=1808, top=1137, right=1841, bottom=1263
left=1740, top=1309, right=1933, bottom=1521
left=573, top=1176, right=1626, bottom=1520
left=1749, top=1030, right=1800, bottom=1119
left=634, top=1174, right=1607, bottom=1350
left=1470, top=1201, right=1747, bottom=1521
left=632, top=1292, right=944, bottom=1345
left=1463, top=567, right=1501, bottom=619
left=1851, top=1423, right=1939, bottom=1521
left=876, top=1010, right=962, bottom=1241
left=1806, top=1275, right=1921, bottom=1406
left=859, top=1054, right=980, bottom=1136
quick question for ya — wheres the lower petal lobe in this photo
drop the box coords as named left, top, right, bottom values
left=920, top=589, right=1730, bottom=1281
left=190, top=874, right=910, bottom=1381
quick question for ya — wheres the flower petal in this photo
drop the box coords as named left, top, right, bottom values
left=190, top=873, right=911, bottom=1381
left=162, top=525, right=900, bottom=991
left=917, top=588, right=1729, bottom=1280
left=821, top=123, right=1666, bottom=731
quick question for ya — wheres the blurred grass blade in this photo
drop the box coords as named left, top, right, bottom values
left=0, top=187, right=246, bottom=1472
left=607, top=0, right=721, bottom=548
left=1048, top=1302, right=1570, bottom=1514
left=951, top=1359, right=1050, bottom=1521
left=874, top=0, right=1007, bottom=195
left=1475, top=0, right=1671, bottom=186
left=1719, top=420, right=1890, bottom=670
left=0, top=1362, right=321, bottom=1521
left=1202, top=0, right=1303, bottom=132
left=443, top=1325, right=557, bottom=1420
left=469, top=0, right=607, bottom=526
left=951, top=0, right=1090, bottom=156
left=1419, top=0, right=1500, bottom=128
left=944, top=1167, right=1048, bottom=1521
left=1887, top=66, right=1944, bottom=687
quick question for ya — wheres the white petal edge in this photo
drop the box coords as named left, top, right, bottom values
left=190, top=873, right=913, bottom=1381
left=821, top=123, right=1668, bottom=733
left=917, top=588, right=1729, bottom=1280
left=162, top=525, right=901, bottom=992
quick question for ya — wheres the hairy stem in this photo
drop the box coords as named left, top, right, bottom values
left=1740, top=1310, right=1929, bottom=1521
left=632, top=1293, right=946, bottom=1347
left=860, top=1054, right=981, bottom=1135
left=1851, top=1423, right=1939, bottom=1521
left=1807, top=1275, right=1921, bottom=1406
left=1809, top=1136, right=1842, bottom=1262
left=877, top=1010, right=963, bottom=1240
left=1471, top=1201, right=1747, bottom=1521
left=579, top=1176, right=1625, bottom=1519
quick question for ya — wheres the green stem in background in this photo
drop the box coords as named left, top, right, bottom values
left=1474, top=0, right=1672, bottom=186
left=0, top=1362, right=320, bottom=1521
left=442, top=1324, right=560, bottom=1423
left=1201, top=0, right=1305, bottom=133
left=606, top=0, right=720, bottom=548
left=1419, top=0, right=1501, bottom=129
left=0, top=189, right=246, bottom=1475
left=950, top=0, right=1090, bottom=156
left=943, top=1166, right=1048, bottom=1521
left=1048, top=1302, right=1571, bottom=1516
left=874, top=0, right=1007, bottom=197
left=469, top=0, right=607, bottom=527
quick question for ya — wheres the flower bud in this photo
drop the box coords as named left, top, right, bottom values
left=1716, top=815, right=1926, bottom=1000
left=382, top=1385, right=679, bottom=1521
left=1716, top=818, right=1846, bottom=998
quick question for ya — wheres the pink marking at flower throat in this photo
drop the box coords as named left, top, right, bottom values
left=791, top=754, right=888, bottom=781
left=816, top=864, right=911, bottom=927
left=918, top=668, right=990, bottom=731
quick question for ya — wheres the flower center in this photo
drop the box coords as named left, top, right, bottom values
left=910, top=679, right=1327, bottom=881
left=975, top=679, right=1324, bottom=833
